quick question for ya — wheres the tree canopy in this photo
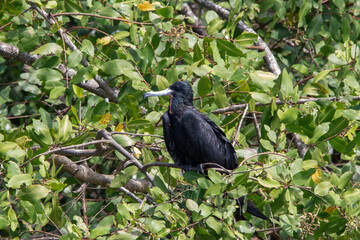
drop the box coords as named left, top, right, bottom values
left=1, top=0, right=360, bottom=239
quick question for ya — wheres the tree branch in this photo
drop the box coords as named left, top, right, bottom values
left=97, top=130, right=155, bottom=185
left=0, top=41, right=117, bottom=102
left=51, top=154, right=113, bottom=187
left=194, top=0, right=281, bottom=76
left=28, top=2, right=119, bottom=103
left=211, top=96, right=360, bottom=114
left=0, top=41, right=38, bottom=65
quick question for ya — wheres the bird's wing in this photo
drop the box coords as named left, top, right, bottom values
left=162, top=112, right=178, bottom=164
left=181, top=109, right=238, bottom=169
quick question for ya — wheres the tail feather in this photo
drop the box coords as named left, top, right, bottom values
left=236, top=196, right=268, bottom=220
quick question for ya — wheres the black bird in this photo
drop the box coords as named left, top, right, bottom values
left=144, top=81, right=267, bottom=221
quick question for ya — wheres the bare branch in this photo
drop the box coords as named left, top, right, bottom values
left=51, top=154, right=113, bottom=187
left=0, top=41, right=38, bottom=65
left=181, top=3, right=207, bottom=36
left=0, top=41, right=116, bottom=101
left=292, top=134, right=308, bottom=158
left=212, top=96, right=360, bottom=114
left=20, top=139, right=111, bottom=167
left=253, top=112, right=261, bottom=142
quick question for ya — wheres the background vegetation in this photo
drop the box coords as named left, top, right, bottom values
left=1, top=0, right=360, bottom=239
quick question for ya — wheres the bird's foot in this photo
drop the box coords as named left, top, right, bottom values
left=197, top=164, right=205, bottom=175
left=181, top=164, right=193, bottom=172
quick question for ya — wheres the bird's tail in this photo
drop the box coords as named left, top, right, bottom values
left=235, top=196, right=268, bottom=220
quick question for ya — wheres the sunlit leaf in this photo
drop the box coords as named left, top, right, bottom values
left=137, top=1, right=155, bottom=11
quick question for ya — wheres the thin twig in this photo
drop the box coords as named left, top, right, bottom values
left=233, top=103, right=248, bottom=146
left=20, top=139, right=110, bottom=167
left=212, top=96, right=360, bottom=114
left=52, top=12, right=152, bottom=26
left=253, top=112, right=261, bottom=142
left=112, top=131, right=164, bottom=138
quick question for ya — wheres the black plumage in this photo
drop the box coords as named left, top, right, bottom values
left=145, top=81, right=267, bottom=221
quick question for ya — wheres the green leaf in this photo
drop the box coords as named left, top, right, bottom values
left=156, top=75, right=170, bottom=90
left=333, top=0, right=345, bottom=10
left=102, top=59, right=128, bottom=76
left=235, top=220, right=255, bottom=234
left=216, top=39, right=243, bottom=57
left=298, top=0, right=312, bottom=27
left=195, top=226, right=217, bottom=240
left=260, top=139, right=274, bottom=152
left=307, top=15, right=323, bottom=38
left=62, top=131, right=89, bottom=147
left=207, top=18, right=224, bottom=35
left=35, top=68, right=63, bottom=82
left=198, top=178, right=213, bottom=189
left=17, top=185, right=50, bottom=202
left=90, top=227, right=111, bottom=239
left=213, top=84, right=228, bottom=108
left=49, top=86, right=66, bottom=100
left=338, top=171, right=353, bottom=190
left=193, top=42, right=203, bottom=62
left=32, top=119, right=53, bottom=145
left=309, top=122, right=330, bottom=144
left=291, top=64, right=308, bottom=75
left=156, top=6, right=174, bottom=18
left=258, top=178, right=281, bottom=188
left=314, top=70, right=331, bottom=82
left=197, top=76, right=212, bottom=97
left=68, top=50, right=82, bottom=68
left=7, top=174, right=32, bottom=189
left=314, top=181, right=333, bottom=196
left=206, top=216, right=223, bottom=234
left=186, top=199, right=199, bottom=212
left=342, top=109, right=360, bottom=121
left=0, top=141, right=19, bottom=155
left=277, top=108, right=298, bottom=124
left=249, top=92, right=272, bottom=104
left=292, top=168, right=316, bottom=186
left=235, top=32, right=258, bottom=46
left=280, top=68, right=293, bottom=98
left=55, top=115, right=73, bottom=143
left=320, top=217, right=347, bottom=234
left=113, top=134, right=135, bottom=147
left=8, top=208, right=18, bottom=232
left=0, top=216, right=10, bottom=230
left=169, top=208, right=188, bottom=227
left=31, top=43, right=62, bottom=55
left=303, top=82, right=329, bottom=97
left=71, top=68, right=86, bottom=84
left=212, top=65, right=231, bottom=79
left=127, top=119, right=152, bottom=129
left=318, top=117, right=349, bottom=142
left=117, top=204, right=131, bottom=221
left=81, top=39, right=94, bottom=57
left=342, top=188, right=360, bottom=203
left=250, top=71, right=275, bottom=92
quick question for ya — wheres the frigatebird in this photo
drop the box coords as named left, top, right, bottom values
left=144, top=81, right=267, bottom=221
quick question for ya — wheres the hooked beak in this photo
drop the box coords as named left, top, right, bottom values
left=144, top=88, right=173, bottom=99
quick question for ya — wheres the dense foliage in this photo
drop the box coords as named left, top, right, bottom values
left=1, top=0, right=360, bottom=239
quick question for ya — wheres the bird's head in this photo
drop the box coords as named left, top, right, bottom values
left=144, top=81, right=193, bottom=113
left=144, top=81, right=193, bottom=103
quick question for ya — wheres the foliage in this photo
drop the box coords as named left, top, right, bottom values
left=1, top=0, right=360, bottom=239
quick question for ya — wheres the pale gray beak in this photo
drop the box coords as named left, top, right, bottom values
left=144, top=88, right=173, bottom=98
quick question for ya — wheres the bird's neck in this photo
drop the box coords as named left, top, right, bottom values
left=169, top=97, right=192, bottom=115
